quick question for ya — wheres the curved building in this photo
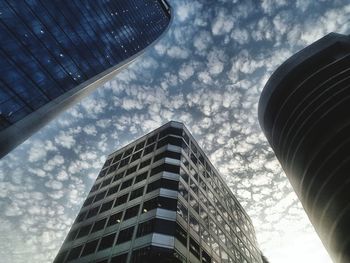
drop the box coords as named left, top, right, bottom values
left=258, top=33, right=350, bottom=263
left=0, top=0, right=171, bottom=158
left=54, top=121, right=263, bottom=263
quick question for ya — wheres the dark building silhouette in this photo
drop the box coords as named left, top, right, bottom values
left=258, top=33, right=350, bottom=263
left=0, top=0, right=171, bottom=158
left=54, top=121, right=263, bottom=263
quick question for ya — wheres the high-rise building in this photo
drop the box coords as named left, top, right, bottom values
left=0, top=0, right=171, bottom=158
left=54, top=121, right=263, bottom=263
left=258, top=33, right=350, bottom=263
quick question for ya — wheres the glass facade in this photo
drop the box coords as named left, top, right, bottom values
left=0, top=0, right=171, bottom=158
left=54, top=121, right=262, bottom=263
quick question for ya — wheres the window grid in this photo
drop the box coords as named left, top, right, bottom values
left=57, top=123, right=262, bottom=263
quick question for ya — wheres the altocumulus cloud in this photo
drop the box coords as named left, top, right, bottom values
left=1, top=0, right=350, bottom=263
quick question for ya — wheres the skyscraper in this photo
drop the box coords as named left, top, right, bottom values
left=54, top=121, right=263, bottom=263
left=258, top=33, right=350, bottom=263
left=0, top=0, right=171, bottom=158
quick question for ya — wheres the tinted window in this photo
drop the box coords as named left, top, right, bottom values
left=116, top=226, right=134, bottom=244
left=121, top=179, right=132, bottom=190
left=139, top=159, right=151, bottom=169
left=150, top=163, right=180, bottom=176
left=129, top=187, right=144, bottom=201
left=100, top=200, right=114, bottom=213
left=135, top=172, right=148, bottom=183
left=115, top=194, right=128, bottom=207
left=175, top=224, right=187, bottom=247
left=76, top=224, right=92, bottom=238
left=107, top=212, right=123, bottom=226
left=81, top=239, right=98, bottom=256
left=124, top=205, right=140, bottom=220
left=91, top=218, right=107, bottom=233
left=98, top=233, right=116, bottom=251
left=66, top=245, right=82, bottom=261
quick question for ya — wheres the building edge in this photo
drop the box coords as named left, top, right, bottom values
left=0, top=0, right=173, bottom=159
left=258, top=32, right=350, bottom=134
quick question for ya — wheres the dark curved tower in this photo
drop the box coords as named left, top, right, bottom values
left=258, top=33, right=350, bottom=263
left=0, top=0, right=171, bottom=158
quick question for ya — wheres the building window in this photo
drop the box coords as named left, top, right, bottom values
left=66, top=245, right=83, bottom=261
left=156, top=136, right=183, bottom=149
left=142, top=196, right=177, bottom=213
left=115, top=194, right=128, bottom=207
left=83, top=196, right=94, bottom=207
left=123, top=147, right=134, bottom=158
left=146, top=179, right=161, bottom=193
left=159, top=127, right=183, bottom=139
left=146, top=134, right=157, bottom=145
left=67, top=229, right=78, bottom=241
left=108, top=163, right=119, bottom=174
left=189, top=193, right=199, bottom=214
left=135, top=141, right=145, bottom=151
left=100, top=200, right=114, bottom=214
left=113, top=172, right=124, bottom=182
left=98, top=233, right=116, bottom=251
left=221, top=249, right=229, bottom=263
left=179, top=168, right=189, bottom=184
left=189, top=178, right=198, bottom=194
left=112, top=153, right=123, bottom=163
left=107, top=212, right=123, bottom=226
left=201, top=228, right=211, bottom=245
left=189, top=214, right=199, bottom=234
left=119, top=157, right=130, bottom=168
left=76, top=224, right=92, bottom=238
left=135, top=172, right=148, bottom=183
left=189, top=237, right=200, bottom=259
left=143, top=144, right=155, bottom=156
left=94, top=191, right=107, bottom=203
left=147, top=178, right=179, bottom=193
left=150, top=163, right=180, bottom=176
left=116, top=226, right=134, bottom=244
left=124, top=204, right=140, bottom=220
left=87, top=206, right=99, bottom=218
left=101, top=177, right=112, bottom=188
left=202, top=250, right=211, bottom=263
left=81, top=239, right=99, bottom=257
left=121, top=178, right=133, bottom=190
left=153, top=219, right=176, bottom=236
left=91, top=218, right=107, bottom=233
left=90, top=183, right=101, bottom=193
left=154, top=150, right=181, bottom=162
left=136, top=220, right=154, bottom=238
left=131, top=151, right=142, bottom=162
left=175, top=223, right=187, bottom=247
left=111, top=253, right=128, bottom=263
left=107, top=184, right=120, bottom=196
left=178, top=181, right=188, bottom=200
left=126, top=165, right=137, bottom=176
left=139, top=159, right=152, bottom=169
left=177, top=201, right=188, bottom=222
left=129, top=187, right=144, bottom=201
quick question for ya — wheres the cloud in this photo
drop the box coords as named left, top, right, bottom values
left=54, top=132, right=76, bottom=149
left=167, top=46, right=190, bottom=59
left=1, top=1, right=348, bottom=263
left=211, top=9, right=235, bottom=35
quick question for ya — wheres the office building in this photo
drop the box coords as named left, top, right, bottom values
left=54, top=121, right=263, bottom=263
left=0, top=0, right=171, bottom=158
left=258, top=33, right=350, bottom=263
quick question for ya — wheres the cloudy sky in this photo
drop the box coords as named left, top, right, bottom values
left=1, top=0, right=350, bottom=262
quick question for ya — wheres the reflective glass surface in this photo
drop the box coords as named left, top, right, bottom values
left=0, top=0, right=170, bottom=130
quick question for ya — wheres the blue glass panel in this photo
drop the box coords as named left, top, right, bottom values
left=0, top=0, right=170, bottom=130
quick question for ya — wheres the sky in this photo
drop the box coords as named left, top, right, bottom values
left=1, top=0, right=350, bottom=262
